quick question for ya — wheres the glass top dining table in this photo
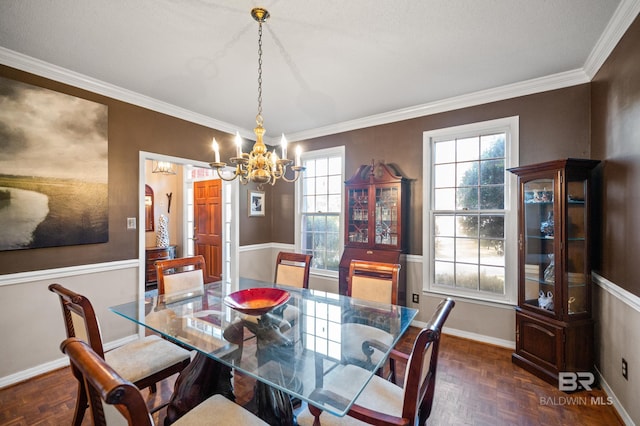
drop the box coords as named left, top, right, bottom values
left=110, top=278, right=417, bottom=423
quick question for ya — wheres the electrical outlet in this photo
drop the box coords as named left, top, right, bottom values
left=126, top=217, right=137, bottom=230
left=412, top=293, right=419, bottom=303
left=622, top=358, right=628, bottom=380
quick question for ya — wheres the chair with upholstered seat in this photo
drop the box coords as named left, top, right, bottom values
left=155, top=255, right=206, bottom=302
left=297, top=297, right=455, bottom=426
left=49, top=284, right=191, bottom=426
left=347, top=259, right=400, bottom=305
left=60, top=337, right=267, bottom=426
left=274, top=251, right=313, bottom=289
left=342, top=260, right=401, bottom=375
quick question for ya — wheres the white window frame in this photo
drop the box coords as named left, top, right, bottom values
left=295, top=146, right=345, bottom=277
left=423, top=116, right=519, bottom=305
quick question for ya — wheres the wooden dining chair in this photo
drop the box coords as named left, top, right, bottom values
left=48, top=284, right=191, bottom=426
left=343, top=260, right=402, bottom=375
left=297, top=297, right=455, bottom=426
left=60, top=337, right=268, bottom=426
left=155, top=255, right=206, bottom=301
left=274, top=251, right=313, bottom=289
left=347, top=259, right=401, bottom=305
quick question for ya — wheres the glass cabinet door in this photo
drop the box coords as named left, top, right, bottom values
left=375, top=186, right=399, bottom=246
left=347, top=187, right=369, bottom=244
left=522, top=178, right=556, bottom=313
left=566, top=178, right=588, bottom=315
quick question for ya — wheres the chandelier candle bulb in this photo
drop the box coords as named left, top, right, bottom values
left=212, top=138, right=220, bottom=163
left=235, top=131, right=243, bottom=158
left=281, top=134, right=287, bottom=159
left=295, top=145, right=302, bottom=167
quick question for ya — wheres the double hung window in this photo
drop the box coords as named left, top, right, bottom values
left=423, top=117, right=518, bottom=303
left=296, top=146, right=345, bottom=273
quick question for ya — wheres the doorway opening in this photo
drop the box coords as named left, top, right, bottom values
left=139, top=151, right=239, bottom=299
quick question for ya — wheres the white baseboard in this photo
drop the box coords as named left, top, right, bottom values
left=411, top=319, right=516, bottom=349
left=595, top=366, right=635, bottom=426
left=0, top=335, right=138, bottom=389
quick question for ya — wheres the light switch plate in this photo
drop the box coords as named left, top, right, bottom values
left=127, top=217, right=136, bottom=229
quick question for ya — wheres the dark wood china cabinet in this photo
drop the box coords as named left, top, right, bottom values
left=509, top=158, right=599, bottom=386
left=338, top=161, right=408, bottom=304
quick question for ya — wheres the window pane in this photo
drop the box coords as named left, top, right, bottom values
left=480, top=265, right=505, bottom=294
left=479, top=185, right=504, bottom=209
left=434, top=261, right=454, bottom=286
left=481, top=133, right=505, bottom=159
left=316, top=195, right=328, bottom=212
left=303, top=195, right=315, bottom=212
left=456, top=238, right=478, bottom=263
left=326, top=216, right=340, bottom=233
left=434, top=163, right=455, bottom=188
left=434, top=237, right=454, bottom=261
left=457, top=161, right=478, bottom=186
left=456, top=187, right=477, bottom=210
left=479, top=215, right=504, bottom=238
left=328, top=175, right=342, bottom=194
left=434, top=215, right=455, bottom=236
left=480, top=239, right=504, bottom=266
left=304, top=177, right=316, bottom=196
left=434, top=188, right=455, bottom=210
left=457, top=137, right=479, bottom=162
left=304, top=159, right=316, bottom=175
left=480, top=159, right=504, bottom=185
left=316, top=158, right=328, bottom=176
left=434, top=140, right=455, bottom=164
left=456, top=263, right=478, bottom=290
left=457, top=215, right=478, bottom=238
left=328, top=157, right=342, bottom=174
left=328, top=194, right=341, bottom=212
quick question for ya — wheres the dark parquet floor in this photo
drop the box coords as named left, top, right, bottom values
left=0, top=328, right=623, bottom=425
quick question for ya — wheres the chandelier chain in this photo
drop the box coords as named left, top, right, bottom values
left=256, top=21, right=263, bottom=126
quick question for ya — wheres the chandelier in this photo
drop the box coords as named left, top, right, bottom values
left=152, top=160, right=176, bottom=175
left=209, top=7, right=304, bottom=190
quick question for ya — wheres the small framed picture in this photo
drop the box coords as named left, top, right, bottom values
left=248, top=190, right=265, bottom=217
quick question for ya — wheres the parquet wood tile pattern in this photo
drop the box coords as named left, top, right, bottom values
left=0, top=328, right=623, bottom=425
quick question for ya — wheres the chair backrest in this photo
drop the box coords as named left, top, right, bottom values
left=401, top=297, right=455, bottom=424
left=347, top=260, right=400, bottom=305
left=274, top=252, right=312, bottom=289
left=156, top=255, right=206, bottom=299
left=49, top=283, right=106, bottom=358
left=60, top=337, right=154, bottom=426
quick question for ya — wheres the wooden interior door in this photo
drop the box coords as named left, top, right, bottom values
left=194, top=179, right=222, bottom=282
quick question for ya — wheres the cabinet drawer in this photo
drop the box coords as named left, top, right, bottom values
left=147, top=249, right=172, bottom=260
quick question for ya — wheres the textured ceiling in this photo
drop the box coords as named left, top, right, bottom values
left=0, top=0, right=636, bottom=142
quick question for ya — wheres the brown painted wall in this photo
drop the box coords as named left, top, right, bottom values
left=0, top=64, right=273, bottom=274
left=273, top=85, right=592, bottom=255
left=591, top=15, right=640, bottom=296
left=0, top=69, right=596, bottom=273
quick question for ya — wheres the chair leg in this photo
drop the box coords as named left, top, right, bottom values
left=149, top=383, right=157, bottom=393
left=308, top=404, right=323, bottom=426
left=72, top=381, right=88, bottom=426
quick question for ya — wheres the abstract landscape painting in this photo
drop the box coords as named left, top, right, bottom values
left=0, top=76, right=108, bottom=251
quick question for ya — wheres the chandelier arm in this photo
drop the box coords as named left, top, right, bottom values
left=213, top=167, right=241, bottom=182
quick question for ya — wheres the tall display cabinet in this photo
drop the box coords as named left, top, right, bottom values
left=508, top=158, right=599, bottom=386
left=338, top=161, right=408, bottom=304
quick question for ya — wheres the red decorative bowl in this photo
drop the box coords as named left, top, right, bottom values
left=223, top=288, right=290, bottom=316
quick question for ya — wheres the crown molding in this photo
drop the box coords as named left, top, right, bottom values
left=583, top=0, right=640, bottom=79
left=5, top=0, right=637, bottom=148
left=284, top=69, right=590, bottom=142
left=0, top=47, right=256, bottom=140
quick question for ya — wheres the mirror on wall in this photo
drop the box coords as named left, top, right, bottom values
left=145, top=184, right=154, bottom=232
